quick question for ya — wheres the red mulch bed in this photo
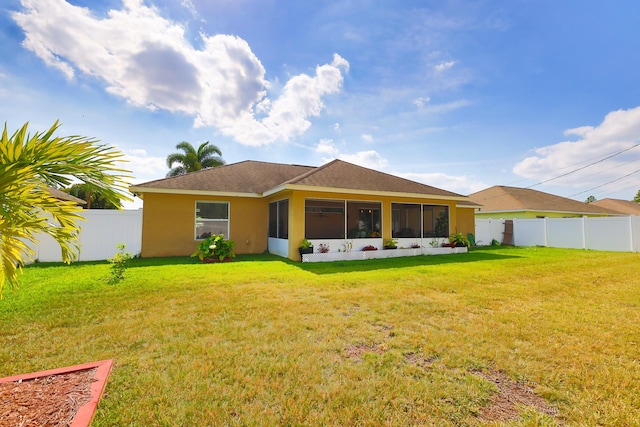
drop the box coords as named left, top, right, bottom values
left=0, top=368, right=97, bottom=427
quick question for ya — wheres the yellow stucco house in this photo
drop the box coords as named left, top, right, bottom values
left=130, top=159, right=477, bottom=260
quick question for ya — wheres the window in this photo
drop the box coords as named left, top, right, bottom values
left=423, top=205, right=449, bottom=238
left=269, top=199, right=289, bottom=238
left=346, top=201, right=381, bottom=238
left=305, top=199, right=345, bottom=239
left=195, top=201, right=229, bottom=239
left=391, top=203, right=420, bottom=238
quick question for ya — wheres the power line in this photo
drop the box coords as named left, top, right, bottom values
left=507, top=143, right=640, bottom=187
left=566, top=169, right=640, bottom=198
left=526, top=143, right=640, bottom=188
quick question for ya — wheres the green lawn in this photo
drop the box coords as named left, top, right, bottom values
left=1, top=247, right=639, bottom=426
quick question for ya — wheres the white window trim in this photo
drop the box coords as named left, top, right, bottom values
left=195, top=200, right=230, bottom=240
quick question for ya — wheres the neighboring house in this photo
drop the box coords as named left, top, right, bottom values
left=468, top=185, right=621, bottom=219
left=590, top=198, right=640, bottom=215
left=130, top=159, right=477, bottom=260
left=47, top=187, right=86, bottom=205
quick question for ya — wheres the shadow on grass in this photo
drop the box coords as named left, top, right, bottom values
left=24, top=247, right=521, bottom=275
left=291, top=248, right=522, bottom=275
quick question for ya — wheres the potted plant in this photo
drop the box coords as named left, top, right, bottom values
left=448, top=233, right=470, bottom=248
left=298, top=238, right=313, bottom=258
left=192, top=234, right=236, bottom=262
left=383, top=237, right=398, bottom=249
left=317, top=243, right=330, bottom=253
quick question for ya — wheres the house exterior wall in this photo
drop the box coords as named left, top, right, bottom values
left=140, top=189, right=474, bottom=260
left=140, top=192, right=267, bottom=257
left=455, top=207, right=476, bottom=236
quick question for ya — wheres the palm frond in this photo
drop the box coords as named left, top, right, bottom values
left=0, top=121, right=132, bottom=296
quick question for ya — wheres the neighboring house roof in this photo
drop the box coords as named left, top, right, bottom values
left=130, top=159, right=469, bottom=200
left=590, top=198, right=640, bottom=215
left=47, top=187, right=86, bottom=205
left=468, top=185, right=620, bottom=216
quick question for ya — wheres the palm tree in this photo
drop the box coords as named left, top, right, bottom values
left=166, top=141, right=225, bottom=177
left=0, top=121, right=131, bottom=296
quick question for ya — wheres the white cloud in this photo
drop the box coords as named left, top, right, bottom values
left=513, top=107, right=640, bottom=186
left=119, top=148, right=167, bottom=183
left=361, top=134, right=373, bottom=143
left=13, top=0, right=348, bottom=146
left=315, top=138, right=340, bottom=156
left=434, top=61, right=456, bottom=72
left=313, top=138, right=484, bottom=195
left=315, top=139, right=387, bottom=169
left=413, top=96, right=430, bottom=108
left=181, top=0, right=198, bottom=17
left=415, top=99, right=471, bottom=114
left=339, top=150, right=388, bottom=169
left=398, top=172, right=487, bottom=196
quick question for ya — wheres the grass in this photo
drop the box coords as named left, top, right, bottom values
left=1, top=247, right=639, bottom=426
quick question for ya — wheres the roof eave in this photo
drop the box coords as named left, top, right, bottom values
left=477, top=208, right=620, bottom=216
left=265, top=184, right=470, bottom=201
left=129, top=186, right=261, bottom=198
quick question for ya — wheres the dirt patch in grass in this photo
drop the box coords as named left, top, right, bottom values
left=343, top=343, right=388, bottom=362
left=474, top=369, right=560, bottom=423
left=0, top=368, right=97, bottom=426
left=404, top=352, right=439, bottom=368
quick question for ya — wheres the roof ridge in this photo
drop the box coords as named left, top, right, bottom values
left=283, top=159, right=337, bottom=185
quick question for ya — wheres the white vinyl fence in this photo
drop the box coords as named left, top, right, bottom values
left=475, top=216, right=640, bottom=253
left=31, top=209, right=143, bottom=262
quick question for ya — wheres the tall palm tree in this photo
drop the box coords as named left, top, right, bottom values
left=166, top=141, right=225, bottom=177
left=0, top=121, right=131, bottom=296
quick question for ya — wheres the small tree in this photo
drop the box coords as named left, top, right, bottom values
left=585, top=195, right=597, bottom=203
left=0, top=121, right=131, bottom=296
left=634, top=189, right=640, bottom=203
left=107, top=244, right=133, bottom=285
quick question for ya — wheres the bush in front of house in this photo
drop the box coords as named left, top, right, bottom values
left=192, top=234, right=236, bottom=261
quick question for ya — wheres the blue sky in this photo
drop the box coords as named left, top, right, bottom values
left=2, top=0, right=639, bottom=209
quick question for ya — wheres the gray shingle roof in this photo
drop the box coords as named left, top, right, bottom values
left=590, top=198, right=640, bottom=215
left=468, top=185, right=621, bottom=215
left=132, top=160, right=314, bottom=194
left=131, top=159, right=466, bottom=199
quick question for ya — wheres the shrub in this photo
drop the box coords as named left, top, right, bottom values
left=449, top=233, right=470, bottom=248
left=107, top=243, right=133, bottom=285
left=383, top=238, right=398, bottom=248
left=317, top=243, right=330, bottom=253
left=192, top=234, right=236, bottom=261
left=299, top=239, right=312, bottom=249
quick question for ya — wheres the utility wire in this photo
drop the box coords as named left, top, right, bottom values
left=526, top=143, right=640, bottom=188
left=566, top=169, right=640, bottom=198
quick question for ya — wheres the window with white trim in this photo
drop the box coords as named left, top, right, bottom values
left=195, top=201, right=229, bottom=239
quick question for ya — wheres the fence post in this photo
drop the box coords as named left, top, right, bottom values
left=543, top=217, right=548, bottom=247
left=629, top=216, right=634, bottom=252
left=582, top=216, right=587, bottom=250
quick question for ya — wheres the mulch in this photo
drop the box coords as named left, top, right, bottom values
left=0, top=368, right=97, bottom=427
